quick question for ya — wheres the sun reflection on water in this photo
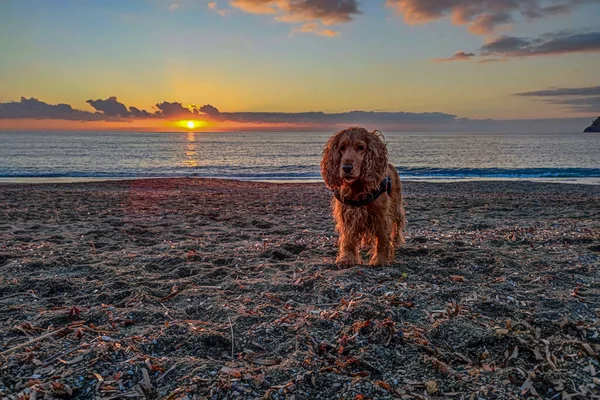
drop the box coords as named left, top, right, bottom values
left=184, top=131, right=199, bottom=168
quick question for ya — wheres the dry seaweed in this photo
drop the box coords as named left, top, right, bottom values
left=1, top=178, right=599, bottom=399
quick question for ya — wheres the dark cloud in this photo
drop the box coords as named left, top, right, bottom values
left=154, top=101, right=196, bottom=118
left=543, top=96, right=600, bottom=112
left=478, top=58, right=506, bottom=63
left=286, top=0, right=361, bottom=24
left=199, top=104, right=220, bottom=116
left=86, top=96, right=131, bottom=117
left=514, top=86, right=600, bottom=96
left=0, top=96, right=463, bottom=125
left=521, top=3, right=573, bottom=19
left=433, top=51, right=476, bottom=62
left=0, top=97, right=100, bottom=121
left=1, top=96, right=595, bottom=132
left=479, top=36, right=531, bottom=54
left=437, top=30, right=600, bottom=62
left=513, top=85, right=600, bottom=113
left=129, top=106, right=153, bottom=118
left=468, top=13, right=513, bottom=34
left=386, top=0, right=598, bottom=34
left=480, top=31, right=600, bottom=57
left=215, top=110, right=458, bottom=125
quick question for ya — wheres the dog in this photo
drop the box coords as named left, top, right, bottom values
left=320, top=127, right=405, bottom=266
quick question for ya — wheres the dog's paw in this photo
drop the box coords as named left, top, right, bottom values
left=369, top=255, right=391, bottom=267
left=336, top=255, right=360, bottom=267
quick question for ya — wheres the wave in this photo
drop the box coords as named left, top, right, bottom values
left=397, top=167, right=600, bottom=179
left=1, top=167, right=600, bottom=180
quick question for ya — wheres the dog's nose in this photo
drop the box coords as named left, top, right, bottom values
left=342, top=164, right=353, bottom=174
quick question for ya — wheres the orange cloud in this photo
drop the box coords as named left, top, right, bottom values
left=230, top=0, right=279, bottom=14
left=291, top=22, right=339, bottom=37
left=229, top=0, right=360, bottom=36
left=386, top=0, right=592, bottom=35
left=208, top=1, right=230, bottom=15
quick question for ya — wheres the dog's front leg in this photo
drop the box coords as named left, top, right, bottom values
left=370, top=222, right=392, bottom=266
left=336, top=231, right=360, bottom=266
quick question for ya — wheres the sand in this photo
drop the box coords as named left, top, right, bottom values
left=0, top=178, right=599, bottom=399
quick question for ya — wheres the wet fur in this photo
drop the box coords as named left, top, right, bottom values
left=321, top=127, right=405, bottom=266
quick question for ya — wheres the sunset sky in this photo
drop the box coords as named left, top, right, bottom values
left=1, top=0, right=599, bottom=132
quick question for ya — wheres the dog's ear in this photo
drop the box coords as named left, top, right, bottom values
left=321, top=133, right=343, bottom=189
left=361, top=130, right=388, bottom=192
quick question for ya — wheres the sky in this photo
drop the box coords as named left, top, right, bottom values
left=0, top=0, right=599, bottom=132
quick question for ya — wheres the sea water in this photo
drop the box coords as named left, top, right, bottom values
left=1, top=131, right=599, bottom=184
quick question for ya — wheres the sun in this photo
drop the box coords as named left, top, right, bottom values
left=176, top=119, right=208, bottom=130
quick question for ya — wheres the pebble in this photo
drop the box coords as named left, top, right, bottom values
left=333, top=383, right=342, bottom=388
left=210, top=370, right=218, bottom=376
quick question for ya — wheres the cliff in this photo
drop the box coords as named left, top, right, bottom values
left=584, top=117, right=600, bottom=133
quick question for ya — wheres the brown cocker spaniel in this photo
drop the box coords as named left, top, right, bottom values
left=321, top=127, right=405, bottom=266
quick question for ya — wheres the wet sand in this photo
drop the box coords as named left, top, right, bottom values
left=1, top=178, right=599, bottom=399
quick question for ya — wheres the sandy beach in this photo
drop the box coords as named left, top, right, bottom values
left=1, top=178, right=599, bottom=399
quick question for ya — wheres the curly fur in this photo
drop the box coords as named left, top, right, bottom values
left=321, top=127, right=405, bottom=266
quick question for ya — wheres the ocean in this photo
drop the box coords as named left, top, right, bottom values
left=1, top=131, right=599, bottom=184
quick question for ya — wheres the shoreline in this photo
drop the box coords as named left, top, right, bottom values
left=1, top=175, right=600, bottom=185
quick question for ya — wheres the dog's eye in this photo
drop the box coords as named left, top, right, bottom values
left=356, top=144, right=365, bottom=152
left=339, top=145, right=347, bottom=151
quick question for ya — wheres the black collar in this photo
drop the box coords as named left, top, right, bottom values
left=332, top=176, right=392, bottom=207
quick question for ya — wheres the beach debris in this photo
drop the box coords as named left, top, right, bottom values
left=1, top=179, right=599, bottom=399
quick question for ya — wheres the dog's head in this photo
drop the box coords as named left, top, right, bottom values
left=320, top=127, right=388, bottom=192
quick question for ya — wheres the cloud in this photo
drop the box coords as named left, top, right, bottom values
left=436, top=30, right=600, bottom=62
left=199, top=104, right=221, bottom=116
left=0, top=96, right=465, bottom=126
left=87, top=97, right=131, bottom=117
left=433, top=51, right=475, bottom=62
left=513, top=85, right=600, bottom=113
left=169, top=3, right=180, bottom=11
left=0, top=97, right=101, bottom=121
left=544, top=96, right=600, bottom=112
left=2, top=96, right=596, bottom=132
left=514, top=86, right=600, bottom=97
left=291, top=22, right=339, bottom=37
left=154, top=101, right=197, bottom=118
left=467, top=13, right=513, bottom=35
left=212, top=109, right=459, bottom=125
left=481, top=31, right=600, bottom=57
left=386, top=0, right=597, bottom=35
left=229, top=0, right=360, bottom=36
left=477, top=58, right=506, bottom=64
left=129, top=106, right=153, bottom=118
left=208, top=1, right=229, bottom=16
